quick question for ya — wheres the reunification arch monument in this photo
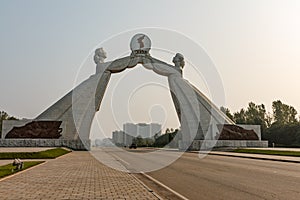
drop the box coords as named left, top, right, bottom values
left=1, top=34, right=267, bottom=150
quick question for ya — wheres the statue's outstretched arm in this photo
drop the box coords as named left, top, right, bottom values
left=142, top=57, right=180, bottom=77
left=107, top=56, right=141, bottom=73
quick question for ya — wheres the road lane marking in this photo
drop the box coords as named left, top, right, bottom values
left=141, top=172, right=189, bottom=200
left=109, top=153, right=130, bottom=166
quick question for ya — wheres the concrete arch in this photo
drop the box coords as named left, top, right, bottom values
left=36, top=38, right=233, bottom=150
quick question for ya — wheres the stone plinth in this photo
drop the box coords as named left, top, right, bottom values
left=0, top=139, right=91, bottom=150
left=182, top=140, right=268, bottom=151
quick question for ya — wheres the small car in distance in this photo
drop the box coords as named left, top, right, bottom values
left=129, top=143, right=137, bottom=149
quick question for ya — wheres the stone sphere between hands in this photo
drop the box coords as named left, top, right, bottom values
left=130, top=33, right=151, bottom=53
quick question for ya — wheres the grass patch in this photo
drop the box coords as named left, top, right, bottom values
left=0, top=148, right=71, bottom=159
left=233, top=149, right=300, bottom=157
left=0, top=161, right=44, bottom=179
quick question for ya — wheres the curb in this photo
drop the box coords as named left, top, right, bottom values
left=130, top=173, right=164, bottom=200
left=141, top=172, right=189, bottom=200
left=203, top=152, right=300, bottom=164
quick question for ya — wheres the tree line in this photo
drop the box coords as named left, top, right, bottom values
left=2, top=100, right=300, bottom=147
left=221, top=100, right=300, bottom=147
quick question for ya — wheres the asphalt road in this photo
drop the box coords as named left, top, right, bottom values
left=93, top=148, right=300, bottom=200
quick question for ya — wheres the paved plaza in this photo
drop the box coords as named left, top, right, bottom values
left=0, top=151, right=159, bottom=200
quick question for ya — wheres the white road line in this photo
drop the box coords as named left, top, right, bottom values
left=110, top=153, right=130, bottom=166
left=141, top=172, right=189, bottom=200
left=130, top=174, right=164, bottom=200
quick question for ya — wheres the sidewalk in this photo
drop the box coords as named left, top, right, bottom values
left=0, top=151, right=159, bottom=200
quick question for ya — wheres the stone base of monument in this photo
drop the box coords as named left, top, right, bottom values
left=179, top=140, right=268, bottom=151
left=0, top=139, right=91, bottom=150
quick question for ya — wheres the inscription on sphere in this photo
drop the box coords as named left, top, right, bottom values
left=130, top=33, right=151, bottom=54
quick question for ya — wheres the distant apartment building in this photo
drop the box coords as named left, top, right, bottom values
left=124, top=123, right=162, bottom=138
left=112, top=123, right=162, bottom=146
left=112, top=130, right=125, bottom=145
left=149, top=123, right=162, bottom=138
left=123, top=123, right=138, bottom=137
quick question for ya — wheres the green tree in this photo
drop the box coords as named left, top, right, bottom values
left=272, top=100, right=298, bottom=125
left=233, top=102, right=268, bottom=133
left=246, top=102, right=267, bottom=130
left=221, top=101, right=300, bottom=147
left=153, top=128, right=179, bottom=148
left=132, top=135, right=144, bottom=146
left=220, top=106, right=234, bottom=121
left=264, top=123, right=300, bottom=147
left=265, top=112, right=273, bottom=128
left=233, top=108, right=246, bottom=124
left=132, top=135, right=154, bottom=147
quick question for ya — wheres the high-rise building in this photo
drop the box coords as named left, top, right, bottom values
left=112, top=123, right=162, bottom=146
left=150, top=123, right=162, bottom=138
left=112, top=130, right=125, bottom=145
left=137, top=123, right=150, bottom=138
left=125, top=123, right=162, bottom=138
left=123, top=123, right=138, bottom=137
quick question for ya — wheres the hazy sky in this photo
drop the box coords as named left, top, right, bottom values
left=1, top=0, right=300, bottom=139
